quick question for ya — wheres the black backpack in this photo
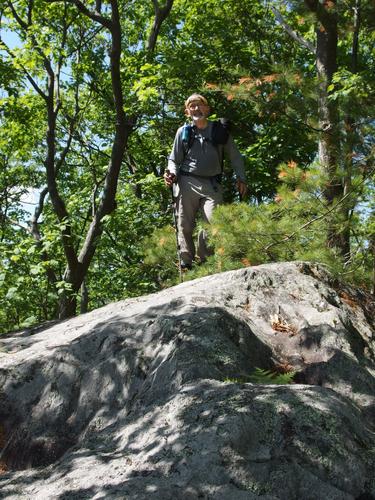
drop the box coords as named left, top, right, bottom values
left=181, top=118, right=230, bottom=151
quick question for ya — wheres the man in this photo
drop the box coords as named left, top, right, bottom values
left=164, top=93, right=248, bottom=270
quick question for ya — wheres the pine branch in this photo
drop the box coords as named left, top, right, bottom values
left=264, top=166, right=375, bottom=253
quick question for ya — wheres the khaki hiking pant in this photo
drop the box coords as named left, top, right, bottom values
left=175, top=174, right=223, bottom=266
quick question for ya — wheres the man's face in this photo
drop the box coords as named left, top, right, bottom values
left=185, top=100, right=209, bottom=122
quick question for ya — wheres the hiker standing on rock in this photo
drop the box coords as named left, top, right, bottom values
left=164, top=93, right=248, bottom=270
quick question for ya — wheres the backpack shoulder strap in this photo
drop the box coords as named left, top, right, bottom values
left=211, top=118, right=230, bottom=146
left=181, top=123, right=195, bottom=152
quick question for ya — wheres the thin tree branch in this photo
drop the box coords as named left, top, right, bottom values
left=6, top=0, right=28, bottom=29
left=55, top=2, right=72, bottom=111
left=65, top=25, right=104, bottom=59
left=147, top=0, right=174, bottom=52
left=27, top=187, right=59, bottom=285
left=351, top=0, right=361, bottom=73
left=27, top=0, right=33, bottom=26
left=271, top=6, right=316, bottom=54
left=0, top=212, right=28, bottom=231
left=29, top=187, right=49, bottom=235
left=0, top=39, right=48, bottom=100
left=46, top=0, right=112, bottom=30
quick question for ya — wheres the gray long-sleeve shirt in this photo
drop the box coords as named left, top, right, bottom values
left=168, top=121, right=246, bottom=181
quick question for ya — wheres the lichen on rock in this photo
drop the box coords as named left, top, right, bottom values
left=0, top=262, right=374, bottom=499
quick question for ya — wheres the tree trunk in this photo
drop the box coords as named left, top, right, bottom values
left=341, top=0, right=361, bottom=261
left=80, top=279, right=89, bottom=314
left=57, top=0, right=173, bottom=318
left=56, top=1, right=134, bottom=319
left=305, top=0, right=351, bottom=256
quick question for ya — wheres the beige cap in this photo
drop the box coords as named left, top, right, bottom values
left=184, top=94, right=209, bottom=108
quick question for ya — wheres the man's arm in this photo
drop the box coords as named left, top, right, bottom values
left=164, top=126, right=184, bottom=186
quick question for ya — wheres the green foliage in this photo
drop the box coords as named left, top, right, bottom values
left=145, top=160, right=373, bottom=292
left=85, top=173, right=172, bottom=307
left=0, top=0, right=374, bottom=332
left=142, top=224, right=181, bottom=288
left=0, top=235, right=59, bottom=333
left=225, top=367, right=296, bottom=385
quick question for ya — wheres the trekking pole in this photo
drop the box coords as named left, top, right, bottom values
left=170, top=187, right=183, bottom=283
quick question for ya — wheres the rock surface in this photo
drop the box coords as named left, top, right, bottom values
left=0, top=261, right=374, bottom=499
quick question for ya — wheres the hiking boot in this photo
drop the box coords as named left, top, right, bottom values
left=180, top=261, right=192, bottom=271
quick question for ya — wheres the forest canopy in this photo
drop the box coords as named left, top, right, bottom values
left=0, top=0, right=374, bottom=333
